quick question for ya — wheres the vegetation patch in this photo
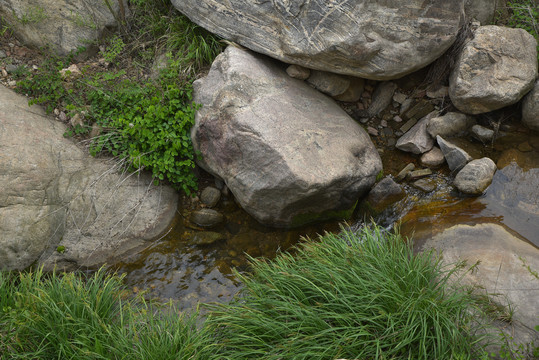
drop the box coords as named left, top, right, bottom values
left=0, top=268, right=214, bottom=359
left=207, top=225, right=497, bottom=360
left=14, top=0, right=223, bottom=195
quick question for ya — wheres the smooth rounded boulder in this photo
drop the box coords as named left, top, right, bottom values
left=191, top=46, right=382, bottom=227
left=449, top=25, right=538, bottom=114
left=172, top=0, right=464, bottom=80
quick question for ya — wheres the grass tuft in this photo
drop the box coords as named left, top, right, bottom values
left=207, top=224, right=493, bottom=360
left=0, top=268, right=214, bottom=359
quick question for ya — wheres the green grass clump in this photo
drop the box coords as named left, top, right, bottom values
left=207, top=225, right=491, bottom=360
left=0, top=268, right=214, bottom=359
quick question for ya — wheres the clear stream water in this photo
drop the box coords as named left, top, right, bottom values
left=113, top=127, right=539, bottom=311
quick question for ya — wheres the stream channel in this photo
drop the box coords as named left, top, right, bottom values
left=113, top=122, right=539, bottom=312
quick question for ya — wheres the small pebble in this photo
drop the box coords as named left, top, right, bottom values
left=380, top=120, right=388, bottom=127
left=367, top=127, right=379, bottom=136
left=393, top=115, right=403, bottom=123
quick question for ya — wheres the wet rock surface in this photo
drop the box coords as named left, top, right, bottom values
left=420, top=223, right=539, bottom=346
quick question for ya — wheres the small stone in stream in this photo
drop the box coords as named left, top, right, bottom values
left=518, top=142, right=533, bottom=152
left=387, top=137, right=396, bottom=148
left=412, top=178, right=437, bottom=192
left=190, top=209, right=225, bottom=227
left=471, top=124, right=495, bottom=144
left=400, top=118, right=418, bottom=133
left=454, top=158, right=496, bottom=195
left=366, top=177, right=405, bottom=211
left=367, top=127, right=379, bottom=136
left=190, top=231, right=226, bottom=245
left=286, top=64, right=310, bottom=80
left=380, top=120, right=388, bottom=127
left=59, top=111, right=67, bottom=122
left=437, top=136, right=473, bottom=173
left=200, top=186, right=221, bottom=207
left=7, top=80, right=16, bottom=87
left=1, top=68, right=7, bottom=77
left=421, top=147, right=445, bottom=168
left=0, top=50, right=6, bottom=58
left=360, top=117, right=369, bottom=124
left=396, top=163, right=415, bottom=182
left=393, top=115, right=403, bottom=123
left=408, top=168, right=432, bottom=180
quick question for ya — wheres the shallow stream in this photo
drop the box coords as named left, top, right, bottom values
left=114, top=125, right=539, bottom=311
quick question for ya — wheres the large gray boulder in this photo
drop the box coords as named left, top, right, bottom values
left=172, top=0, right=464, bottom=80
left=0, top=85, right=178, bottom=270
left=522, top=80, right=539, bottom=131
left=450, top=25, right=538, bottom=114
left=191, top=46, right=382, bottom=227
left=0, top=0, right=125, bottom=55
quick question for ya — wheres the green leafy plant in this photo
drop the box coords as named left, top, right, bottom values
left=101, top=35, right=126, bottom=63
left=505, top=0, right=539, bottom=60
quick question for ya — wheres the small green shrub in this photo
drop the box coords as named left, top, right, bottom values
left=101, top=35, right=126, bottom=63
left=506, top=0, right=539, bottom=60
left=207, top=225, right=494, bottom=360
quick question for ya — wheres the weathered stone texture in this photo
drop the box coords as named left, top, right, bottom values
left=192, top=46, right=382, bottom=227
left=172, top=0, right=464, bottom=80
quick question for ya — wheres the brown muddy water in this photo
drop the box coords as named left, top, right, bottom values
left=113, top=126, right=539, bottom=311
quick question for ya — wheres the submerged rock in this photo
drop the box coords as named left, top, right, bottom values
left=200, top=186, right=221, bottom=208
left=190, top=209, right=225, bottom=228
left=172, top=0, right=463, bottom=80
left=191, top=46, right=382, bottom=227
left=450, top=26, right=538, bottom=114
left=365, top=177, right=405, bottom=212
left=420, top=223, right=539, bottom=346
